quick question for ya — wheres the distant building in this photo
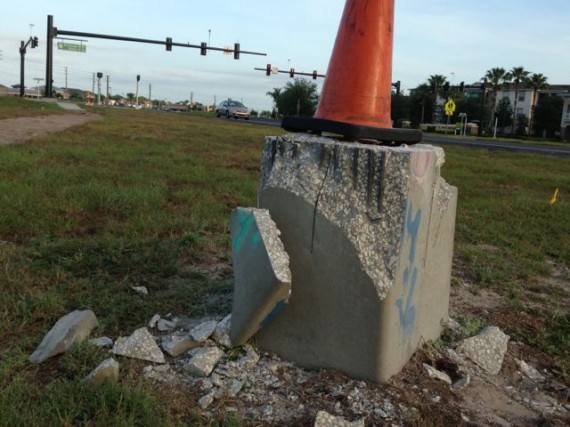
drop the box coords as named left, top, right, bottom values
left=562, top=94, right=570, bottom=141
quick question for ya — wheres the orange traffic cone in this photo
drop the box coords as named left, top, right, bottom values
left=282, top=0, right=421, bottom=144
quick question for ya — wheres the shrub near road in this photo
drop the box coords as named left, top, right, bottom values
left=0, top=99, right=569, bottom=425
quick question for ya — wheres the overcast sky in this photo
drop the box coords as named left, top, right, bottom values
left=1, top=0, right=568, bottom=111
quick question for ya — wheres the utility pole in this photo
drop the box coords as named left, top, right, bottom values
left=96, top=72, right=102, bottom=105
left=65, top=67, right=68, bottom=99
left=148, top=84, right=152, bottom=108
left=106, top=75, right=110, bottom=105
left=92, top=73, right=95, bottom=95
left=190, top=91, right=193, bottom=107
left=135, top=74, right=140, bottom=106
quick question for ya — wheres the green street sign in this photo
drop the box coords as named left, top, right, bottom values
left=57, top=42, right=86, bottom=53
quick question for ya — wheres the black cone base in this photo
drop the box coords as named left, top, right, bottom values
left=281, top=116, right=422, bottom=145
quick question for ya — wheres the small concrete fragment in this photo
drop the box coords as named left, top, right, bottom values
left=88, top=336, right=113, bottom=348
left=81, top=358, right=119, bottom=388
left=422, top=363, right=452, bottom=385
left=29, top=309, right=99, bottom=363
left=131, top=285, right=148, bottom=296
left=458, top=326, right=509, bottom=375
left=451, top=374, right=471, bottom=392
left=212, top=314, right=232, bottom=347
left=198, top=392, right=216, bottom=409
left=190, top=320, right=219, bottom=342
left=186, top=346, right=224, bottom=377
left=517, top=359, right=545, bottom=381
left=230, top=207, right=292, bottom=346
left=314, top=410, right=365, bottom=427
left=161, top=335, right=200, bottom=357
left=111, top=327, right=165, bottom=364
left=148, top=314, right=161, bottom=329
left=157, top=319, right=176, bottom=332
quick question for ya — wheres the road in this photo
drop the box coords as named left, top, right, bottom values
left=422, top=134, right=570, bottom=157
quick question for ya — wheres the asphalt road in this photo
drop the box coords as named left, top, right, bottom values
left=422, top=134, right=570, bottom=157
left=245, top=118, right=570, bottom=158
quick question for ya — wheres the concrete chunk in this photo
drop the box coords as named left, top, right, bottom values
left=255, top=134, right=457, bottom=382
left=190, top=320, right=219, bottom=342
left=230, top=207, right=292, bottom=346
left=458, top=326, right=509, bottom=375
left=82, top=358, right=119, bottom=388
left=161, top=335, right=200, bottom=357
left=111, top=327, right=165, bottom=364
left=212, top=314, right=232, bottom=347
left=314, top=411, right=365, bottom=427
left=185, top=347, right=224, bottom=377
left=29, top=309, right=99, bottom=363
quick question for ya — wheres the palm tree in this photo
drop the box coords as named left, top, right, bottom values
left=528, top=73, right=548, bottom=135
left=483, top=68, right=511, bottom=127
left=509, top=66, right=531, bottom=135
left=427, top=74, right=448, bottom=123
left=266, top=88, right=282, bottom=110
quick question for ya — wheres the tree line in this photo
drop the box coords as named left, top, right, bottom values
left=266, top=66, right=564, bottom=139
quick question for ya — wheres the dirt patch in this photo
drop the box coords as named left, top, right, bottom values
left=0, top=112, right=101, bottom=145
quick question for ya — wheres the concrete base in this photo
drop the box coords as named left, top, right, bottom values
left=255, top=134, right=457, bottom=382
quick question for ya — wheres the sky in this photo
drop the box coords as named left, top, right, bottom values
left=1, top=0, right=569, bottom=112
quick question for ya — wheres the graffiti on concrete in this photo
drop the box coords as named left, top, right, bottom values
left=396, top=202, right=422, bottom=340
left=232, top=210, right=261, bottom=253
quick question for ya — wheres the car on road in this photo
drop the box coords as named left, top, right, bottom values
left=215, top=100, right=250, bottom=120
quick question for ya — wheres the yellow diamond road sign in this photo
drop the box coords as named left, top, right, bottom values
left=444, top=99, right=456, bottom=116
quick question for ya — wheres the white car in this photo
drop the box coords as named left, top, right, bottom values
left=215, top=100, right=250, bottom=120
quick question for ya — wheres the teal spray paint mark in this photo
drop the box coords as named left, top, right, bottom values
left=232, top=210, right=261, bottom=253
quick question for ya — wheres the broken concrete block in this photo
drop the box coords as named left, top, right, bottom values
left=423, top=363, right=452, bottom=385
left=255, top=134, right=457, bottom=382
left=88, top=336, right=113, bottom=348
left=458, top=326, right=509, bottom=375
left=157, top=319, right=176, bottom=331
left=29, top=309, right=99, bottom=363
left=111, top=327, right=165, bottom=364
left=212, top=314, right=232, bottom=347
left=81, top=358, right=119, bottom=388
left=161, top=335, right=200, bottom=357
left=190, top=320, right=219, bottom=342
left=314, top=410, right=365, bottom=427
left=148, top=314, right=161, bottom=329
left=230, top=207, right=292, bottom=346
left=185, top=346, right=224, bottom=377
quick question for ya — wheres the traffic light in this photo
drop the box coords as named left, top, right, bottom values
left=312, top=70, right=318, bottom=80
left=459, top=81, right=464, bottom=92
left=266, top=64, right=271, bottom=76
left=166, top=37, right=172, bottom=51
left=392, top=80, right=401, bottom=92
left=31, top=36, right=38, bottom=48
left=289, top=68, right=295, bottom=78
left=233, top=43, right=240, bottom=60
left=97, top=72, right=103, bottom=79
left=200, top=42, right=207, bottom=56
left=136, top=75, right=140, bottom=82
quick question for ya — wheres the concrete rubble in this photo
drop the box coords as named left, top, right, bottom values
left=314, top=410, right=365, bottom=427
left=88, top=336, right=114, bottom=348
left=458, top=326, right=509, bottom=375
left=111, top=327, right=165, bottom=364
left=81, top=358, right=119, bottom=388
left=32, top=309, right=569, bottom=425
left=422, top=363, right=452, bottom=385
left=29, top=309, right=99, bottom=363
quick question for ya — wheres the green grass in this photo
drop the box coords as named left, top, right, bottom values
left=0, top=99, right=569, bottom=424
left=0, top=96, right=63, bottom=119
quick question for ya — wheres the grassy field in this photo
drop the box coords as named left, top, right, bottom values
left=0, top=96, right=63, bottom=119
left=0, top=98, right=568, bottom=425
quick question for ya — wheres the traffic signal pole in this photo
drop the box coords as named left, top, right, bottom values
left=19, top=35, right=39, bottom=97
left=44, top=15, right=266, bottom=98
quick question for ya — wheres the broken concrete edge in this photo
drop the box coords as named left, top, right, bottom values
left=259, top=134, right=452, bottom=300
left=229, top=207, right=292, bottom=346
left=232, top=207, right=292, bottom=285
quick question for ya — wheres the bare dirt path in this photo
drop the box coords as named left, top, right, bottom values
left=0, top=112, right=102, bottom=145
